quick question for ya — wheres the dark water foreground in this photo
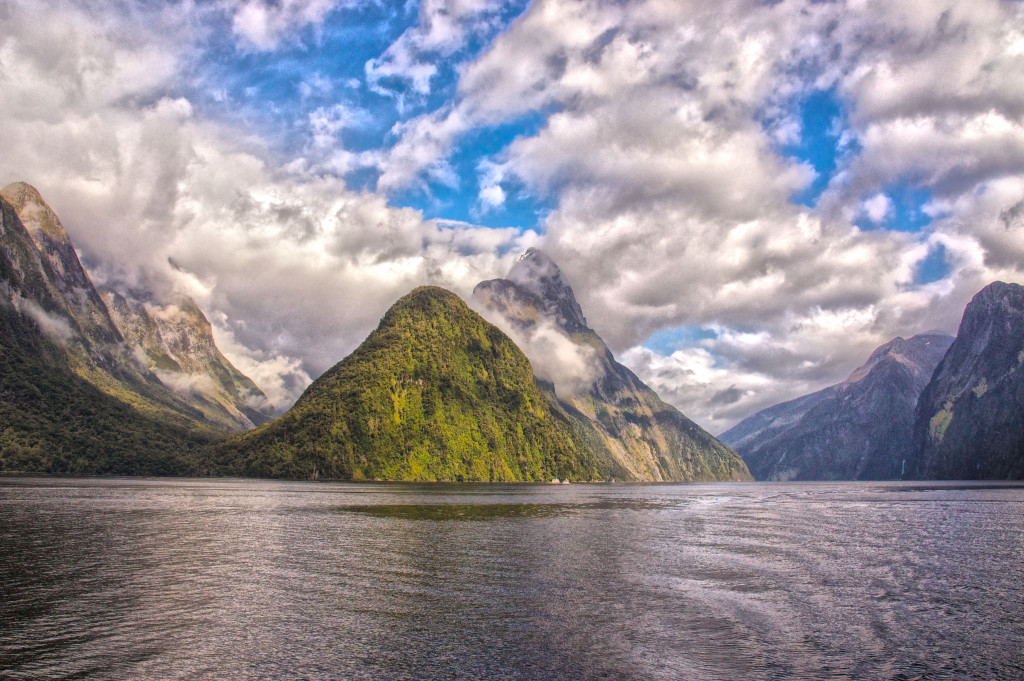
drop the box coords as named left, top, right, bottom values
left=1, top=478, right=1022, bottom=680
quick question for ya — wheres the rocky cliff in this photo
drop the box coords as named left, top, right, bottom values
left=0, top=181, right=273, bottom=460
left=473, top=248, right=751, bottom=482
left=0, top=182, right=212, bottom=426
left=910, top=282, right=1024, bottom=479
left=101, top=288, right=275, bottom=431
left=0, top=192, right=212, bottom=473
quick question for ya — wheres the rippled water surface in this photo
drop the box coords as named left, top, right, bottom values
left=2, top=478, right=1023, bottom=680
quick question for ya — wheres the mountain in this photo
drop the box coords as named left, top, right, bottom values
left=0, top=191, right=212, bottom=474
left=217, top=286, right=603, bottom=482
left=720, top=333, right=953, bottom=481
left=100, top=287, right=275, bottom=431
left=0, top=181, right=271, bottom=436
left=910, top=282, right=1024, bottom=479
left=473, top=248, right=751, bottom=482
left=0, top=182, right=209, bottom=426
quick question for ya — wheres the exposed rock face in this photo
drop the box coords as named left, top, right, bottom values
left=0, top=183, right=200, bottom=425
left=219, top=286, right=602, bottom=482
left=0, top=182, right=123, bottom=348
left=910, top=282, right=1024, bottom=479
left=473, top=248, right=751, bottom=482
left=0, top=181, right=271, bottom=434
left=101, top=288, right=275, bottom=431
left=0, top=194, right=212, bottom=473
left=505, top=248, right=589, bottom=333
left=720, top=333, right=953, bottom=481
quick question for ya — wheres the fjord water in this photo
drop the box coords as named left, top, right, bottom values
left=1, top=479, right=1022, bottom=680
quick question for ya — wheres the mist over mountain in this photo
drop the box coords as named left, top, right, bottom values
left=100, top=287, right=276, bottom=431
left=0, top=182, right=274, bottom=436
left=0, top=188, right=213, bottom=472
left=0, top=182, right=285, bottom=473
left=218, top=286, right=603, bottom=482
left=474, top=249, right=751, bottom=482
left=6, top=180, right=1023, bottom=483
left=1, top=183, right=205, bottom=425
left=720, top=334, right=953, bottom=481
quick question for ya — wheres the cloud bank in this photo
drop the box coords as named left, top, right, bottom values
left=2, top=0, right=1024, bottom=432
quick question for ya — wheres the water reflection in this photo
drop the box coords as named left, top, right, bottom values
left=1, top=479, right=1022, bottom=680
left=335, top=499, right=673, bottom=520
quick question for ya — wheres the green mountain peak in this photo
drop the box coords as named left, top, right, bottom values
left=218, top=285, right=601, bottom=481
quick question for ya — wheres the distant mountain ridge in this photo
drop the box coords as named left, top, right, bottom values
left=725, top=280, right=1024, bottom=481
left=8, top=182, right=1022, bottom=481
left=720, top=333, right=953, bottom=481
left=100, top=287, right=275, bottom=430
left=473, top=248, right=751, bottom=482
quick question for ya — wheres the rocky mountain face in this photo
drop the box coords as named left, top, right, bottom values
left=473, top=248, right=751, bottom=482
left=101, top=288, right=275, bottom=431
left=0, top=182, right=272, bottom=466
left=0, top=182, right=208, bottom=427
left=1, top=182, right=124, bottom=348
left=0, top=191, right=213, bottom=473
left=720, top=333, right=953, bottom=481
left=218, top=286, right=602, bottom=482
left=910, top=282, right=1024, bottom=479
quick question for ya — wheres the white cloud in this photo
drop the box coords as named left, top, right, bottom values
left=307, top=103, right=370, bottom=150
left=230, top=0, right=342, bottom=51
left=16, top=297, right=76, bottom=343
left=373, top=107, right=469, bottom=193
left=366, top=0, right=506, bottom=98
left=152, top=369, right=218, bottom=397
left=208, top=311, right=312, bottom=409
left=485, top=315, right=601, bottom=399
left=0, top=0, right=533, bottom=409
left=863, top=193, right=893, bottom=224
left=407, top=0, right=1024, bottom=430
left=5, top=0, right=1024, bottom=433
left=478, top=183, right=505, bottom=210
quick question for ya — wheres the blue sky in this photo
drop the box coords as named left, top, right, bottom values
left=192, top=4, right=940, bottom=237
left=189, top=0, right=550, bottom=229
left=3, top=0, right=1023, bottom=431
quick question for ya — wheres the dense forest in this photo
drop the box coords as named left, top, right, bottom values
left=216, top=287, right=603, bottom=482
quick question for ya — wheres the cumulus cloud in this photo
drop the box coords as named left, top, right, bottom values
left=620, top=301, right=897, bottom=434
left=372, top=107, right=470, bottom=193
left=230, top=0, right=343, bottom=51
left=478, top=184, right=505, bottom=211
left=0, top=0, right=533, bottom=408
left=863, top=193, right=893, bottom=224
left=208, top=312, right=312, bottom=409
left=307, top=103, right=371, bottom=150
left=4, top=0, right=1024, bottom=433
left=374, top=0, right=1024, bottom=430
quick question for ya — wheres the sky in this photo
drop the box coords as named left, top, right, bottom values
left=3, top=0, right=1024, bottom=434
